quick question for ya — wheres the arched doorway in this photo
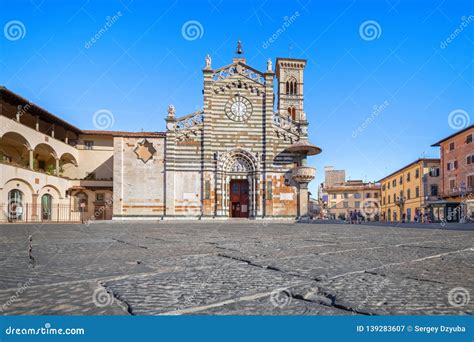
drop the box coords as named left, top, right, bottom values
left=8, top=189, right=24, bottom=221
left=41, top=194, right=52, bottom=221
left=217, top=149, right=259, bottom=218
left=387, top=208, right=391, bottom=222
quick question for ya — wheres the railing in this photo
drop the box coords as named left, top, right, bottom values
left=424, top=195, right=442, bottom=202
left=0, top=203, right=112, bottom=223
left=442, top=187, right=473, bottom=197
left=175, top=112, right=204, bottom=130
left=0, top=158, right=64, bottom=177
left=272, top=113, right=302, bottom=136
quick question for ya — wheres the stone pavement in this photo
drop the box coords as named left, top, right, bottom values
left=0, top=221, right=473, bottom=315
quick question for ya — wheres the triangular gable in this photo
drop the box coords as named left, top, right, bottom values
left=212, top=62, right=266, bottom=86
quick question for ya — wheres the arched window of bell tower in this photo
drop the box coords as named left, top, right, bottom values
left=286, top=77, right=298, bottom=95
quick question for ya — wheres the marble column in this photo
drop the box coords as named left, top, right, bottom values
left=28, top=149, right=34, bottom=170
left=297, top=182, right=309, bottom=218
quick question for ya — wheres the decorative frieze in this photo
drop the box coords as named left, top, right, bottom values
left=212, top=63, right=266, bottom=86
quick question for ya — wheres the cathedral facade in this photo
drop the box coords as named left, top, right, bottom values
left=0, top=45, right=321, bottom=222
left=113, top=50, right=321, bottom=219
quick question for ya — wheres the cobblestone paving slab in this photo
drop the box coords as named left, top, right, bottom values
left=0, top=281, right=126, bottom=315
left=193, top=295, right=355, bottom=315
left=315, top=271, right=474, bottom=315
left=374, top=249, right=474, bottom=287
left=0, top=222, right=472, bottom=315
left=104, top=262, right=307, bottom=315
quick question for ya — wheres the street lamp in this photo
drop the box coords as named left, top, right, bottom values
left=460, top=181, right=466, bottom=223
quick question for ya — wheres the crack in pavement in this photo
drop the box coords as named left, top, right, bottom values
left=214, top=253, right=376, bottom=315
left=96, top=281, right=133, bottom=315
left=111, top=238, right=148, bottom=249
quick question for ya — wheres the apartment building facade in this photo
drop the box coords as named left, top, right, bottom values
left=379, top=158, right=441, bottom=222
left=431, top=125, right=474, bottom=221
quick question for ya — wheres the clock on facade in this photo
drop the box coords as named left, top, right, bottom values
left=225, top=94, right=252, bottom=122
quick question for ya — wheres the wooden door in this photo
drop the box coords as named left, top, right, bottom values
left=230, top=180, right=249, bottom=218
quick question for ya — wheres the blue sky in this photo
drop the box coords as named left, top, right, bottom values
left=1, top=0, right=473, bottom=195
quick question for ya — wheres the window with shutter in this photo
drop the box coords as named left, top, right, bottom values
left=468, top=175, right=474, bottom=188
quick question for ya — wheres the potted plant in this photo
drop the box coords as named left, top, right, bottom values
left=45, top=164, right=55, bottom=175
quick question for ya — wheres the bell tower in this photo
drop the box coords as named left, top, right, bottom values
left=276, top=58, right=306, bottom=122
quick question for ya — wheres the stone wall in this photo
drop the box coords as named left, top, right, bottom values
left=113, top=136, right=165, bottom=218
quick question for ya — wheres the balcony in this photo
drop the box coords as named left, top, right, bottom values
left=0, top=116, right=81, bottom=178
left=424, top=195, right=442, bottom=202
left=442, top=187, right=473, bottom=198
left=0, top=115, right=79, bottom=160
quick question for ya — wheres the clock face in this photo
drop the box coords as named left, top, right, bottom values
left=225, top=95, right=252, bottom=122
left=231, top=101, right=247, bottom=116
